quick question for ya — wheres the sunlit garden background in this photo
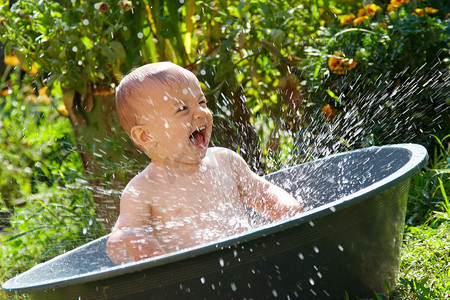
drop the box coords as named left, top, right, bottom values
left=0, top=0, right=449, bottom=298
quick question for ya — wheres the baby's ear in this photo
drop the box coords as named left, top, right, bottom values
left=130, top=126, right=157, bottom=149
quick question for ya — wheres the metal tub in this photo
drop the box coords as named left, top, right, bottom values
left=3, top=144, right=428, bottom=299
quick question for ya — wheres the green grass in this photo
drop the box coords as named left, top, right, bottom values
left=387, top=136, right=450, bottom=300
left=397, top=222, right=450, bottom=299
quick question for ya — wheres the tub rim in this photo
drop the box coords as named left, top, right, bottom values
left=2, top=143, right=428, bottom=293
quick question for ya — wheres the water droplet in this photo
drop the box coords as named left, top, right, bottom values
left=163, top=96, right=168, bottom=101
left=313, top=246, right=319, bottom=253
left=230, top=282, right=237, bottom=291
left=317, top=272, right=322, bottom=278
left=200, top=277, right=205, bottom=284
left=82, top=19, right=89, bottom=26
left=272, top=289, right=278, bottom=297
left=137, top=32, right=144, bottom=39
left=309, top=220, right=315, bottom=227
left=219, top=258, right=225, bottom=267
left=200, top=69, right=206, bottom=75
left=78, top=60, right=82, bottom=65
left=338, top=244, right=344, bottom=251
left=182, top=88, right=188, bottom=95
left=72, top=46, right=78, bottom=52
left=309, top=278, right=315, bottom=285
left=330, top=206, right=336, bottom=212
left=164, top=122, right=169, bottom=128
left=298, top=252, right=304, bottom=260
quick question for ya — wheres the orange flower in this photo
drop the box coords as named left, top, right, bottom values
left=344, top=59, right=357, bottom=71
left=39, top=86, right=47, bottom=96
left=22, top=64, right=38, bottom=74
left=414, top=8, right=424, bottom=17
left=341, top=14, right=355, bottom=26
left=424, top=7, right=438, bottom=14
left=4, top=53, right=38, bottom=74
left=328, top=52, right=357, bottom=75
left=321, top=104, right=338, bottom=120
left=389, top=0, right=403, bottom=9
left=387, top=0, right=410, bottom=11
left=4, top=55, right=20, bottom=66
left=357, top=4, right=380, bottom=17
left=38, top=86, right=51, bottom=104
left=367, top=4, right=381, bottom=15
left=328, top=52, right=344, bottom=72
left=353, top=16, right=369, bottom=26
left=1, top=89, right=10, bottom=96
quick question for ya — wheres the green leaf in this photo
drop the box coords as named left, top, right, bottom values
left=80, top=36, right=93, bottom=50
left=326, top=89, right=340, bottom=102
left=100, top=44, right=117, bottom=61
left=109, top=41, right=126, bottom=62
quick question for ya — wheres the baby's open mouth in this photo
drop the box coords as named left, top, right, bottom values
left=189, top=125, right=208, bottom=148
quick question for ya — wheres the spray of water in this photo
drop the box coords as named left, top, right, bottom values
left=293, top=62, right=449, bottom=164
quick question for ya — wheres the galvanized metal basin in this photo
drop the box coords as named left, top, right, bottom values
left=2, top=144, right=428, bottom=299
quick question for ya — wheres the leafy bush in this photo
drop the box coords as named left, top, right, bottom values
left=0, top=69, right=103, bottom=289
left=294, top=0, right=449, bottom=160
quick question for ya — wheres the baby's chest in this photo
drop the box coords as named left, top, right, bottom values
left=152, top=171, right=242, bottom=217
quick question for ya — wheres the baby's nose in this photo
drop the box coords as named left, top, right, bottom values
left=193, top=106, right=207, bottom=119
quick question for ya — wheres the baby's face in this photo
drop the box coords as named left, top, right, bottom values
left=138, top=75, right=213, bottom=164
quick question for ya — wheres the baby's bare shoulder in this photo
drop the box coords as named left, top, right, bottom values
left=121, top=167, right=163, bottom=202
left=207, top=147, right=247, bottom=167
left=206, top=147, right=238, bottom=163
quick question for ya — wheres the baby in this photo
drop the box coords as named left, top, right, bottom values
left=106, top=62, right=302, bottom=264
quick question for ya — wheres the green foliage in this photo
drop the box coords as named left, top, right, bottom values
left=0, top=68, right=104, bottom=294
left=0, top=0, right=149, bottom=93
left=407, top=135, right=450, bottom=225
left=294, top=0, right=449, bottom=159
left=396, top=136, right=450, bottom=300
left=0, top=1, right=449, bottom=299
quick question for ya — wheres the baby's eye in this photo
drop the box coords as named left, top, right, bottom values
left=199, top=99, right=207, bottom=106
left=177, top=105, right=188, bottom=112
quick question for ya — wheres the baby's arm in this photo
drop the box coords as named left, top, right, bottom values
left=106, top=183, right=164, bottom=264
left=229, top=150, right=302, bottom=221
